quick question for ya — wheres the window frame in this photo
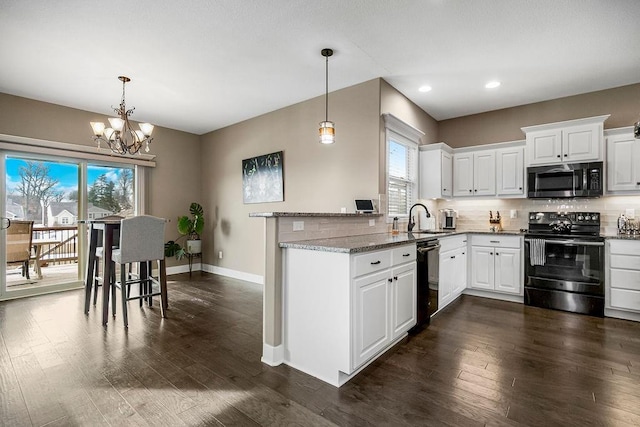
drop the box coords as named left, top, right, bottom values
left=383, top=114, right=424, bottom=222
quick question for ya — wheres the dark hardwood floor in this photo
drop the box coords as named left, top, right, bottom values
left=2, top=273, right=640, bottom=426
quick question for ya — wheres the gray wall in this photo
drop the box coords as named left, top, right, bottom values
left=0, top=93, right=202, bottom=268
left=438, top=83, right=640, bottom=147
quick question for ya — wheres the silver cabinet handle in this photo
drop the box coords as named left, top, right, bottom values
left=490, top=240, right=500, bottom=243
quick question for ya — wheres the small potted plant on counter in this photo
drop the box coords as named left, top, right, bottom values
left=164, top=202, right=204, bottom=260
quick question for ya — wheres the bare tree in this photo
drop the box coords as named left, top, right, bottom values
left=16, top=161, right=61, bottom=222
left=116, top=168, right=134, bottom=210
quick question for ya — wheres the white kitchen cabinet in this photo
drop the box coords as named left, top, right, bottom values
left=496, top=146, right=525, bottom=196
left=391, top=262, right=417, bottom=339
left=470, top=235, right=522, bottom=295
left=453, top=150, right=496, bottom=196
left=522, top=115, right=609, bottom=166
left=607, top=131, right=640, bottom=192
left=353, top=270, right=391, bottom=366
left=282, top=243, right=416, bottom=387
left=438, top=235, right=467, bottom=310
left=606, top=240, right=640, bottom=321
left=419, top=143, right=453, bottom=199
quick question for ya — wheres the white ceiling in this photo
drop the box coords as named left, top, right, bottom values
left=1, top=0, right=640, bottom=135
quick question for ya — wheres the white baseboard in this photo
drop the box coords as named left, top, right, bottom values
left=463, top=288, right=524, bottom=304
left=261, top=343, right=284, bottom=366
left=166, top=263, right=202, bottom=276
left=605, top=308, right=640, bottom=322
left=202, top=264, right=264, bottom=284
left=165, top=263, right=264, bottom=285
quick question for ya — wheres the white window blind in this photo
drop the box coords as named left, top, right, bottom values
left=383, top=114, right=423, bottom=220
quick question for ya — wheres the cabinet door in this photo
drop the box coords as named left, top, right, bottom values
left=353, top=271, right=391, bottom=368
left=453, top=153, right=474, bottom=196
left=497, top=147, right=524, bottom=196
left=527, top=130, right=562, bottom=165
left=494, top=248, right=521, bottom=294
left=607, top=134, right=640, bottom=192
left=451, top=247, right=467, bottom=297
left=563, top=123, right=601, bottom=162
left=391, top=263, right=417, bottom=339
left=442, top=151, right=453, bottom=197
left=439, top=252, right=455, bottom=308
left=471, top=246, right=494, bottom=290
left=473, top=151, right=496, bottom=196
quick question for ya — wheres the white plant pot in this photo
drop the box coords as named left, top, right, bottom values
left=186, top=239, right=201, bottom=255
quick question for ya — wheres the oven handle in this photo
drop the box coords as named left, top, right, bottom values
left=524, top=238, right=604, bottom=247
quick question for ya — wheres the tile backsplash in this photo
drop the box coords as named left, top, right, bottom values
left=422, top=195, right=640, bottom=235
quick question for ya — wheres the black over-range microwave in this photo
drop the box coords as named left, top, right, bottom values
left=527, top=161, right=603, bottom=198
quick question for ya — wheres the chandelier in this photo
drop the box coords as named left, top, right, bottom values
left=90, top=76, right=154, bottom=155
left=319, top=48, right=335, bottom=144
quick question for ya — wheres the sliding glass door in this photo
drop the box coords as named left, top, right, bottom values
left=1, top=151, right=138, bottom=300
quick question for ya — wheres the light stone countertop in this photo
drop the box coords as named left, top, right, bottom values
left=279, top=229, right=525, bottom=254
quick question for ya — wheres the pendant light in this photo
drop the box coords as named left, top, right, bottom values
left=319, top=48, right=335, bottom=144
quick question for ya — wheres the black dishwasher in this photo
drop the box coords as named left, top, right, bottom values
left=411, top=239, right=440, bottom=333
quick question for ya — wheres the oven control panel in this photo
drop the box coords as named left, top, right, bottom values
left=528, top=212, right=600, bottom=227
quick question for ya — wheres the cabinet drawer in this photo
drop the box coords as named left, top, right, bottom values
left=353, top=249, right=391, bottom=277
left=610, top=240, right=640, bottom=256
left=610, top=288, right=640, bottom=311
left=610, top=268, right=640, bottom=291
left=439, top=234, right=467, bottom=252
left=471, top=234, right=521, bottom=248
left=610, top=254, right=640, bottom=270
left=391, top=244, right=416, bottom=265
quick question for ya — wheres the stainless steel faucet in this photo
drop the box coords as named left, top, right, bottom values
left=408, top=203, right=430, bottom=232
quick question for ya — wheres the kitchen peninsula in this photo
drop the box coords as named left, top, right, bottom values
left=250, top=211, right=524, bottom=386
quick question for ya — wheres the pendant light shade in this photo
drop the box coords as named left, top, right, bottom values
left=319, top=48, right=335, bottom=144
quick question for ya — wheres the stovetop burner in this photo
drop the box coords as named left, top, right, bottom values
left=527, top=211, right=601, bottom=237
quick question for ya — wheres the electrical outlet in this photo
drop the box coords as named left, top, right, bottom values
left=369, top=219, right=375, bottom=226
left=218, top=250, right=223, bottom=259
left=340, top=207, right=347, bottom=213
left=293, top=221, right=304, bottom=231
left=510, top=209, right=518, bottom=219
left=626, top=208, right=635, bottom=219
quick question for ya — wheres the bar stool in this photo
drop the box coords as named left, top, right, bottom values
left=111, top=215, right=168, bottom=328
left=88, top=216, right=123, bottom=309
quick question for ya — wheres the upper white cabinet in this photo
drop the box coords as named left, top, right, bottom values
left=420, top=143, right=453, bottom=199
left=453, top=150, right=496, bottom=196
left=496, top=146, right=525, bottom=196
left=522, top=115, right=609, bottom=166
left=607, top=129, right=640, bottom=192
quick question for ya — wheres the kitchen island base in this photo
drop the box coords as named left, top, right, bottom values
left=283, top=244, right=417, bottom=387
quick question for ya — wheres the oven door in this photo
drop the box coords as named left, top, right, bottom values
left=524, top=237, right=604, bottom=294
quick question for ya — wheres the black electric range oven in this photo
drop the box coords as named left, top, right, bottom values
left=524, top=212, right=604, bottom=317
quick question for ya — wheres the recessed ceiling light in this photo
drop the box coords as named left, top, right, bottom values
left=418, top=85, right=432, bottom=93
left=485, top=81, right=501, bottom=89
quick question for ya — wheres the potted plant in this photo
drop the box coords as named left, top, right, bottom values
left=164, top=202, right=204, bottom=260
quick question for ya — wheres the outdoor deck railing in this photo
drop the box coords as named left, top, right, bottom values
left=32, top=226, right=78, bottom=265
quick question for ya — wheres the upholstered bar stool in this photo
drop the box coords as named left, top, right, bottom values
left=111, top=215, right=168, bottom=328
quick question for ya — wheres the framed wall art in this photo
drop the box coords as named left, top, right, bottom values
left=242, top=151, right=284, bottom=204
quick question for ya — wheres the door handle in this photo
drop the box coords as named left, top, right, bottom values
left=1, top=217, right=10, bottom=230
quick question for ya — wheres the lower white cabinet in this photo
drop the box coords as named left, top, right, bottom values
left=438, top=235, right=467, bottom=310
left=283, top=243, right=416, bottom=387
left=607, top=240, right=640, bottom=319
left=470, top=235, right=522, bottom=295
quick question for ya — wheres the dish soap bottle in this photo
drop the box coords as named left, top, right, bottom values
left=392, top=217, right=399, bottom=235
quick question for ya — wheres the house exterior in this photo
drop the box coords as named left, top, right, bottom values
left=5, top=199, right=24, bottom=220
left=46, top=202, right=112, bottom=226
